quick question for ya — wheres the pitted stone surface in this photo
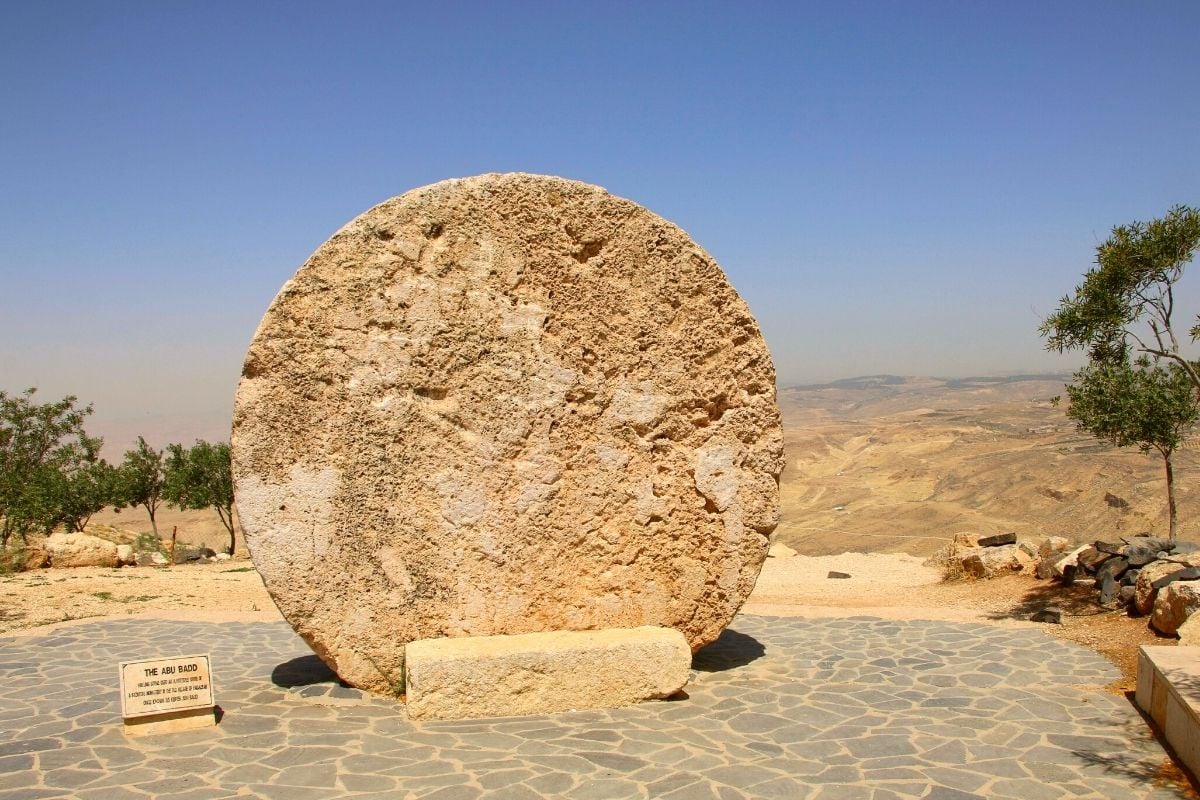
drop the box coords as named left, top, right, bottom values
left=232, top=173, right=783, bottom=693
left=0, top=615, right=1185, bottom=799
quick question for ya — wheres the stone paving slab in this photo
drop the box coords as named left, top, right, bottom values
left=0, top=615, right=1188, bottom=799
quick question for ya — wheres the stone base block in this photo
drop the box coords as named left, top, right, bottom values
left=1136, top=646, right=1200, bottom=780
left=405, top=626, right=691, bottom=721
left=123, top=706, right=217, bottom=737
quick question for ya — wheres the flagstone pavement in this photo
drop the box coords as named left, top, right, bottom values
left=0, top=614, right=1190, bottom=799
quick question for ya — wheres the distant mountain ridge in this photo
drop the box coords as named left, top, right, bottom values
left=785, top=373, right=1071, bottom=392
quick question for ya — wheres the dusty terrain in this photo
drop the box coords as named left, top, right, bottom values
left=776, top=374, right=1200, bottom=556
left=1, top=375, right=1187, bottom=693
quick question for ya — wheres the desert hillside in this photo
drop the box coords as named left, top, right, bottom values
left=775, top=374, right=1200, bottom=557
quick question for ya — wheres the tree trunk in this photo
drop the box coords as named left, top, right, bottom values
left=216, top=505, right=236, bottom=557
left=1163, top=448, right=1178, bottom=543
left=147, top=506, right=159, bottom=540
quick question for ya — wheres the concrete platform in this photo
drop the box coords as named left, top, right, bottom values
left=1137, top=645, right=1200, bottom=781
left=0, top=615, right=1188, bottom=799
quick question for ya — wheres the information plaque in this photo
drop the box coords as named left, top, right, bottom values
left=118, top=654, right=214, bottom=722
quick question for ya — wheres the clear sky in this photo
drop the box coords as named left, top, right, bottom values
left=2, top=1, right=1198, bottom=452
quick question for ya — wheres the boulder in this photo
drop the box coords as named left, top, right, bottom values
left=1030, top=606, right=1062, bottom=624
left=45, top=532, right=118, bottom=568
left=1076, top=546, right=1112, bottom=574
left=405, top=626, right=690, bottom=720
left=1178, top=612, right=1200, bottom=645
left=1037, top=536, right=1071, bottom=558
left=1130, top=535, right=1174, bottom=553
left=18, top=541, right=49, bottom=570
left=116, top=544, right=136, bottom=566
left=978, top=532, right=1017, bottom=548
left=953, top=532, right=981, bottom=548
left=1096, top=556, right=1130, bottom=585
left=1053, top=544, right=1090, bottom=579
left=1122, top=543, right=1161, bottom=567
left=1152, top=566, right=1200, bottom=590
left=961, top=544, right=1021, bottom=579
left=1151, top=582, right=1200, bottom=636
left=827, top=571, right=851, bottom=579
left=232, top=174, right=784, bottom=696
left=136, top=551, right=168, bottom=567
left=1035, top=557, right=1056, bottom=580
left=1136, top=561, right=1188, bottom=615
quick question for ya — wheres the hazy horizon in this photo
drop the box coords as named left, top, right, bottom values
left=3, top=2, right=1195, bottom=457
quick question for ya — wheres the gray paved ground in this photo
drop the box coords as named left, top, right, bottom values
left=0, top=615, right=1188, bottom=799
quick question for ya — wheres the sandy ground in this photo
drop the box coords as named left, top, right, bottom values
left=1, top=550, right=1171, bottom=692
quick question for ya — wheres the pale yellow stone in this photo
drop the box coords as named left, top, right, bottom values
left=123, top=707, right=217, bottom=738
left=45, top=532, right=118, bottom=568
left=405, top=626, right=691, bottom=721
left=232, top=174, right=783, bottom=695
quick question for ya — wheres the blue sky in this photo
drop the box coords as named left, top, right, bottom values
left=2, top=1, right=1198, bottom=449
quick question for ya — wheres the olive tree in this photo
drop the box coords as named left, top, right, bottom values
left=164, top=440, right=236, bottom=556
left=1059, top=357, right=1198, bottom=542
left=1042, top=205, right=1200, bottom=542
left=1041, top=204, right=1200, bottom=387
left=0, top=389, right=103, bottom=548
left=116, top=436, right=165, bottom=539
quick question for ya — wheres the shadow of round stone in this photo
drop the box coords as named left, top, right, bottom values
left=271, top=653, right=343, bottom=688
left=691, top=628, right=766, bottom=672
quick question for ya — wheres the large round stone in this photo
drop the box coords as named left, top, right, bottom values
left=232, top=173, right=783, bottom=695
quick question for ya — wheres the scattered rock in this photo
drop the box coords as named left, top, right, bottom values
left=1052, top=545, right=1090, bottom=579
left=136, top=551, right=169, bottom=568
left=961, top=544, right=1021, bottom=579
left=45, top=532, right=118, bottom=569
left=953, top=532, right=981, bottom=548
left=1135, top=561, right=1186, bottom=615
left=19, top=542, right=49, bottom=570
left=1151, top=566, right=1200, bottom=590
left=1061, top=563, right=1078, bottom=587
left=116, top=544, right=136, bottom=567
left=1076, top=546, right=1112, bottom=574
left=1121, top=543, right=1160, bottom=567
left=1031, top=606, right=1063, bottom=624
left=1130, top=535, right=1174, bottom=553
left=978, top=532, right=1017, bottom=548
left=1151, top=582, right=1200, bottom=636
left=1178, top=612, right=1200, bottom=645
left=1035, top=557, right=1056, bottom=580
left=1104, top=492, right=1129, bottom=510
left=1094, top=541, right=1124, bottom=556
left=827, top=571, right=851, bottom=579
left=1098, top=573, right=1121, bottom=607
left=1119, top=585, right=1137, bottom=606
left=1017, top=540, right=1039, bottom=559
left=1096, top=556, right=1129, bottom=585
left=213, top=553, right=231, bottom=562
left=1121, top=568, right=1141, bottom=586
left=1037, top=536, right=1070, bottom=558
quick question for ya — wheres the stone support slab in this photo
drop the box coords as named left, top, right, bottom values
left=405, top=626, right=690, bottom=721
left=1136, top=645, right=1200, bottom=780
